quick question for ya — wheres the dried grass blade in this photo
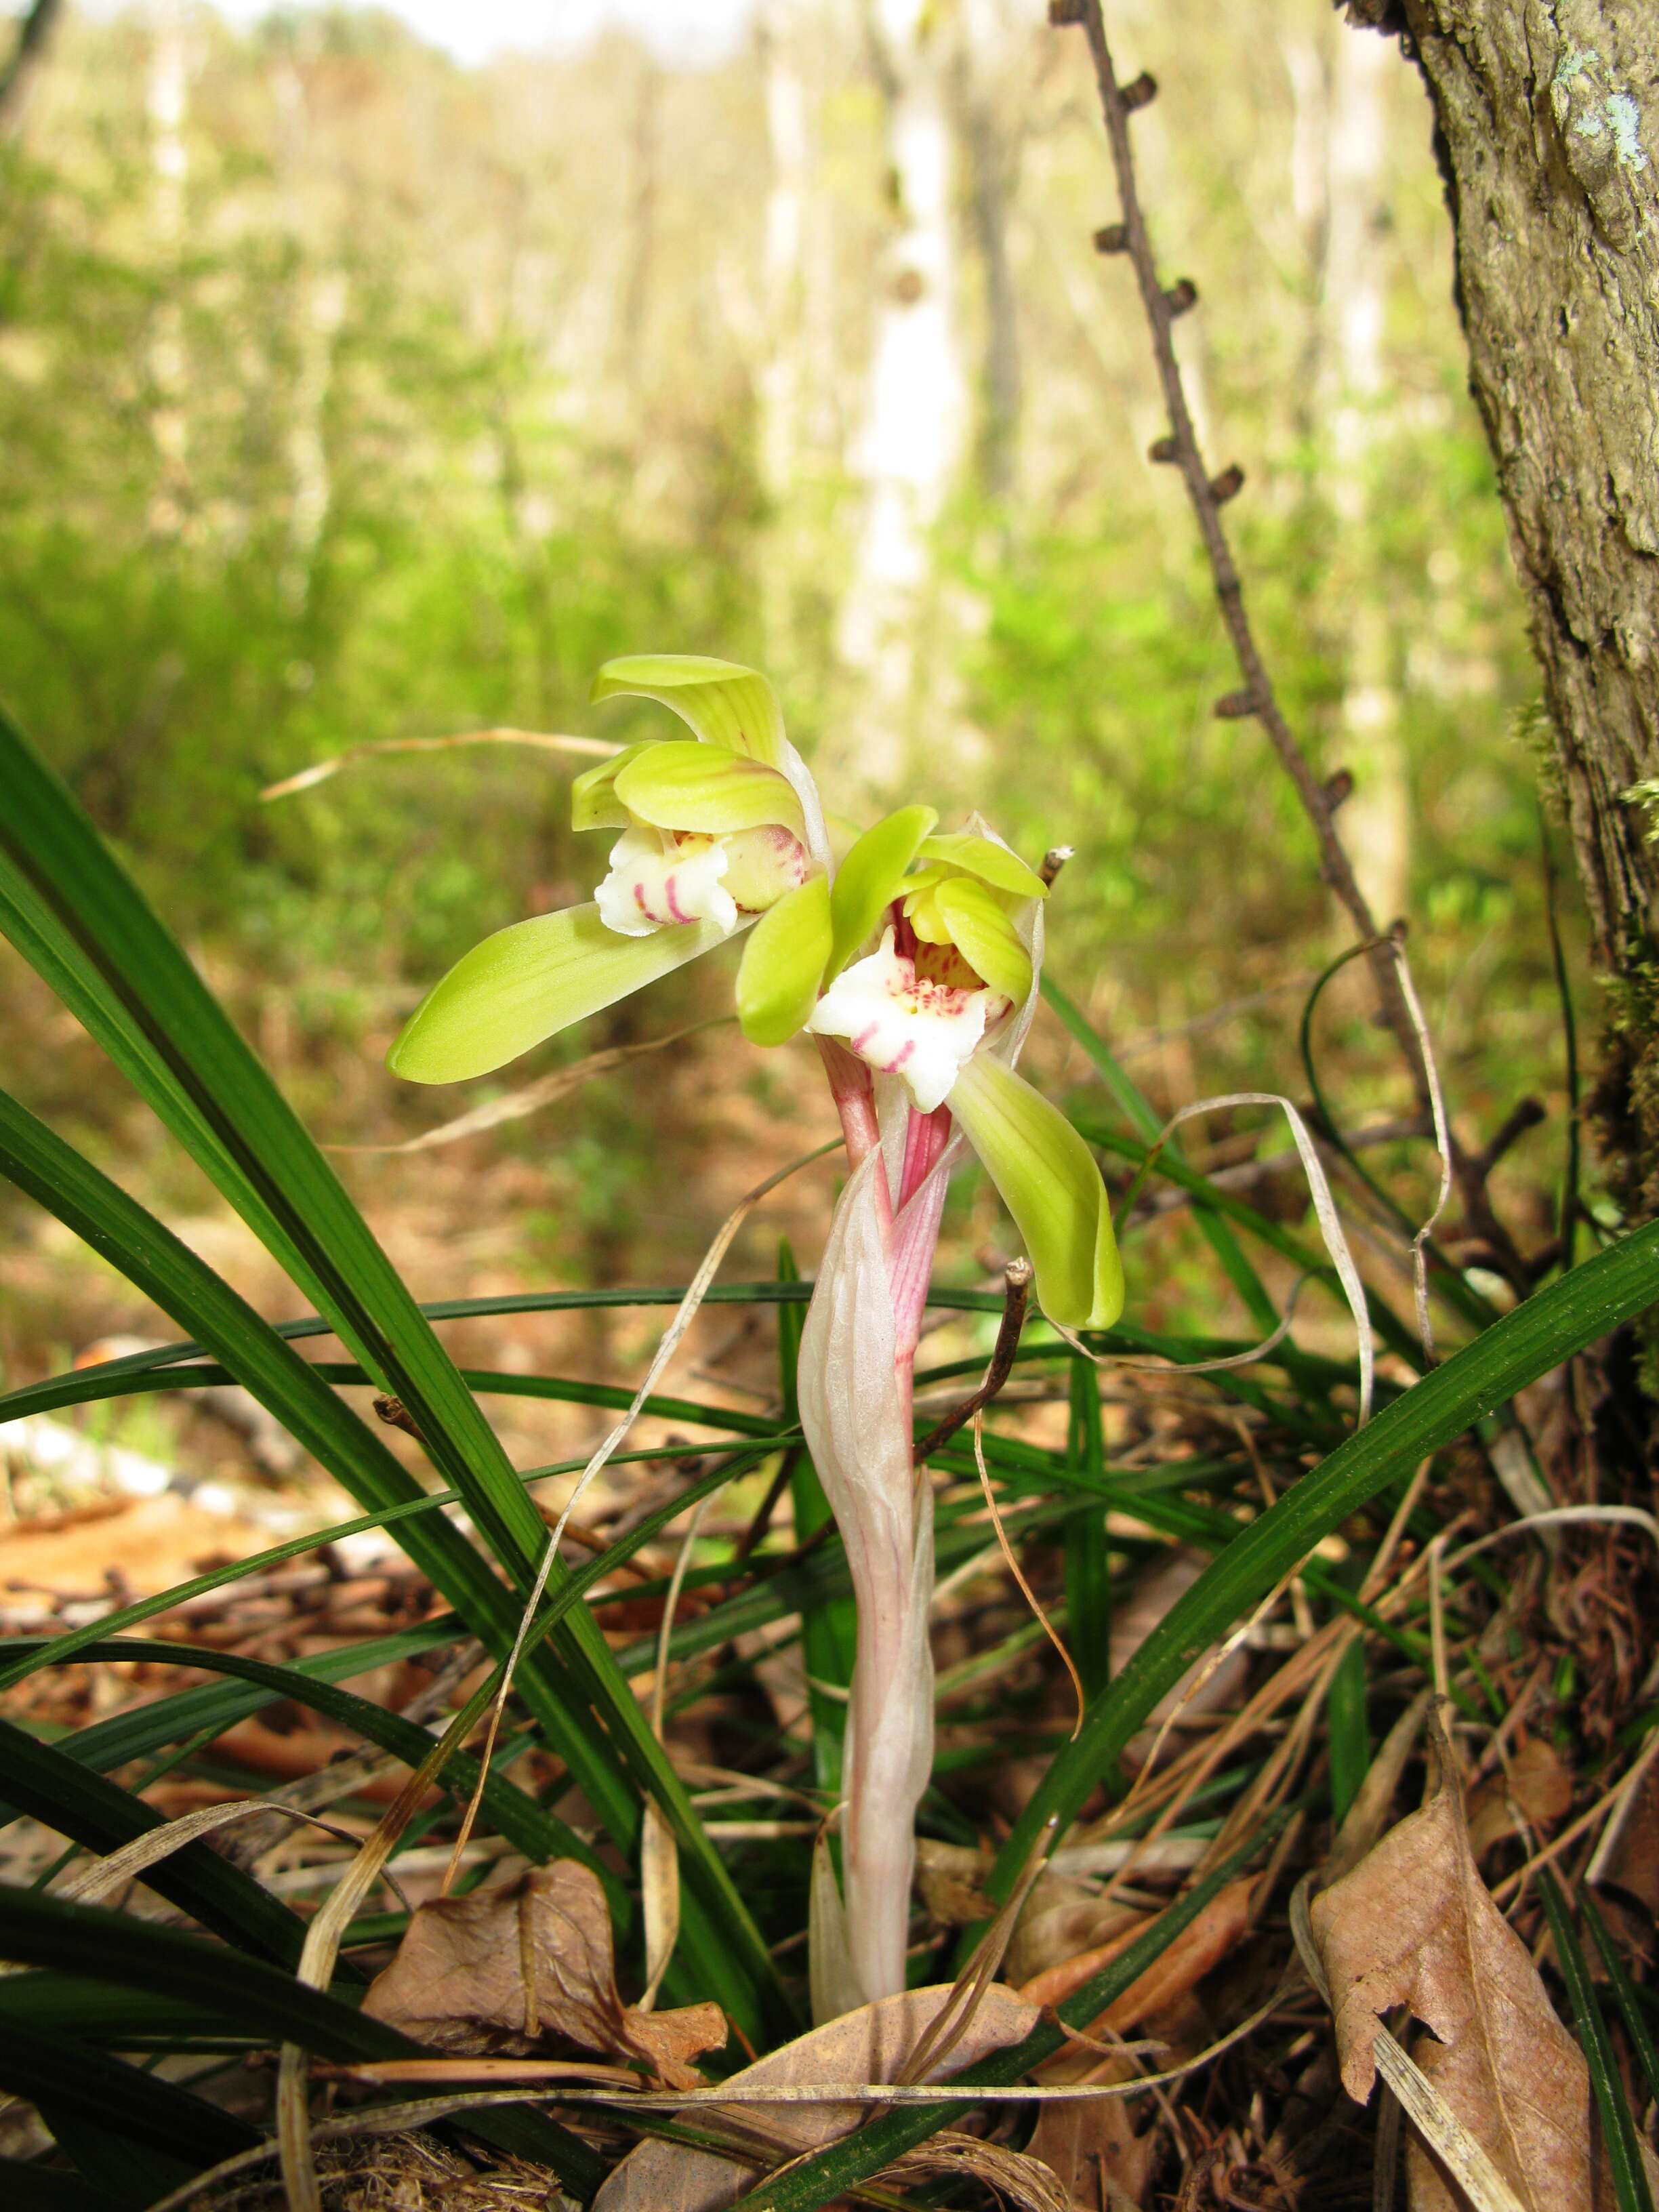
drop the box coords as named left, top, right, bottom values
left=331, top=1021, right=727, bottom=1157
left=260, top=726, right=617, bottom=802
left=443, top=1137, right=840, bottom=1889
left=54, top=1799, right=411, bottom=1912
left=1153, top=1093, right=1374, bottom=1422
left=1387, top=941, right=1454, bottom=1361
left=897, top=1814, right=1059, bottom=2087
left=638, top=1492, right=714, bottom=2011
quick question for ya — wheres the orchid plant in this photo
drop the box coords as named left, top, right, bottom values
left=390, top=655, right=1123, bottom=2012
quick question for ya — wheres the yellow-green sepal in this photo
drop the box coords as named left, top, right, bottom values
left=948, top=1053, right=1124, bottom=1330
left=571, top=741, right=659, bottom=833
left=827, top=803, right=938, bottom=981
left=935, top=877, right=1033, bottom=1004
left=388, top=903, right=729, bottom=1083
left=918, top=833, right=1048, bottom=901
left=614, top=740, right=805, bottom=838
left=736, top=874, right=832, bottom=1046
left=591, top=654, right=786, bottom=768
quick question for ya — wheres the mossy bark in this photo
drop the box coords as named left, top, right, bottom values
left=1372, top=0, right=1659, bottom=1209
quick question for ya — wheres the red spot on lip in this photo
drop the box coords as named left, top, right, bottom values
left=852, top=1023, right=878, bottom=1054
left=883, top=1040, right=916, bottom=1073
left=633, top=882, right=653, bottom=918
left=663, top=870, right=689, bottom=924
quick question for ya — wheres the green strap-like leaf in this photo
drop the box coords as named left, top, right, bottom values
left=826, top=804, right=938, bottom=980
left=0, top=1892, right=608, bottom=2197
left=918, top=832, right=1047, bottom=901
left=0, top=1713, right=314, bottom=1970
left=592, top=653, right=786, bottom=766
left=991, top=1215, right=1659, bottom=1888
left=949, top=1052, right=1124, bottom=1330
left=0, top=710, right=787, bottom=2036
left=736, top=875, right=832, bottom=1045
left=388, top=901, right=730, bottom=1084
left=615, top=739, right=805, bottom=837
left=935, top=876, right=1033, bottom=1004
left=0, top=2020, right=257, bottom=2173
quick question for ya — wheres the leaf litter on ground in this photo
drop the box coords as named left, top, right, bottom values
left=1307, top=1702, right=1659, bottom=2211
left=362, top=1859, right=726, bottom=2090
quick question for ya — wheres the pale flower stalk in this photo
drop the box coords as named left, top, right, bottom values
left=387, top=655, right=1122, bottom=2015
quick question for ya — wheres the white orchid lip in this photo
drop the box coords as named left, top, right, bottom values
left=806, top=927, right=994, bottom=1114
left=594, top=827, right=740, bottom=940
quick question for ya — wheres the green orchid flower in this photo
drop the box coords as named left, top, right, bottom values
left=387, top=653, right=834, bottom=1079
left=386, top=653, right=1120, bottom=1338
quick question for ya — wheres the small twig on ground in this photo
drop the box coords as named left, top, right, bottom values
left=915, top=1259, right=1032, bottom=1462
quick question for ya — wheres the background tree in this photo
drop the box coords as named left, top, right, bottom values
left=1360, top=1, right=1659, bottom=1214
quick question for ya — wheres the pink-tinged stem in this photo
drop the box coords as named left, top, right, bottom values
left=889, top=1107, right=953, bottom=1410
left=898, top=1100, right=953, bottom=1209
left=800, top=1069, right=958, bottom=2003
left=816, top=1033, right=888, bottom=1191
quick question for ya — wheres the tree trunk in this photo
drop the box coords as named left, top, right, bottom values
left=145, top=0, right=190, bottom=540
left=0, top=0, right=63, bottom=134
left=1326, top=24, right=1412, bottom=927
left=834, top=0, right=971, bottom=790
left=1370, top=0, right=1659, bottom=1205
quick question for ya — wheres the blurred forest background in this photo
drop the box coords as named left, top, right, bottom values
left=0, top=0, right=1561, bottom=1399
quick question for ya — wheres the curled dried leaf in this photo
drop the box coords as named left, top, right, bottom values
left=591, top=1981, right=1040, bottom=2212
left=1309, top=1708, right=1624, bottom=2211
left=363, top=1860, right=725, bottom=2091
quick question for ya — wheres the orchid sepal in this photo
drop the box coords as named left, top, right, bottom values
left=590, top=654, right=786, bottom=769
left=737, top=874, right=832, bottom=1047
left=613, top=739, right=806, bottom=840
left=918, top=832, right=1048, bottom=902
left=571, top=741, right=661, bottom=834
left=826, top=804, right=939, bottom=982
left=947, top=1051, right=1124, bottom=1330
left=386, top=901, right=737, bottom=1084
left=933, top=876, right=1033, bottom=1006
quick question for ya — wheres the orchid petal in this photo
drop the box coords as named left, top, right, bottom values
left=827, top=803, right=938, bottom=981
left=387, top=902, right=730, bottom=1083
left=918, top=832, right=1048, bottom=901
left=935, top=876, right=1033, bottom=1005
left=718, top=823, right=811, bottom=912
left=594, top=827, right=739, bottom=939
left=807, top=930, right=990, bottom=1115
left=615, top=740, right=806, bottom=839
left=736, top=874, right=832, bottom=1046
left=591, top=654, right=785, bottom=768
left=948, top=1052, right=1124, bottom=1329
left=570, top=741, right=660, bottom=834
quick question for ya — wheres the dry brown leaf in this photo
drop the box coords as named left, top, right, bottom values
left=590, top=1980, right=1041, bottom=2212
left=1024, top=2096, right=1155, bottom=2212
left=915, top=1838, right=995, bottom=1927
left=1590, top=1750, right=1659, bottom=1919
left=1309, top=1710, right=1605, bottom=2211
left=1008, top=1884, right=1145, bottom=1990
left=1017, top=1879, right=1254, bottom=2027
left=1112, top=1551, right=1252, bottom=1767
left=1467, top=1737, right=1574, bottom=1857
left=362, top=1860, right=724, bottom=2090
